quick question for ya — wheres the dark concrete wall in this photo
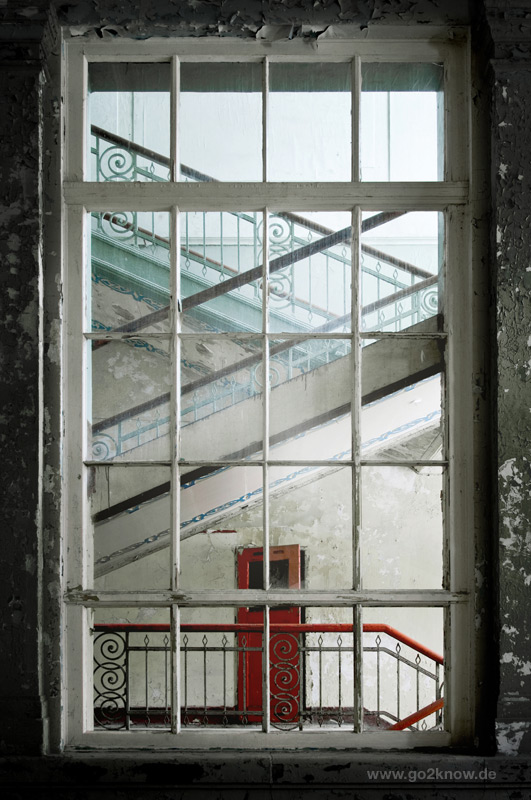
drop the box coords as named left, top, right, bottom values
left=0, top=43, right=44, bottom=758
left=1, top=0, right=531, bottom=796
left=487, top=2, right=531, bottom=758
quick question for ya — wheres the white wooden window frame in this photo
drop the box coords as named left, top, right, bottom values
left=62, top=29, right=477, bottom=750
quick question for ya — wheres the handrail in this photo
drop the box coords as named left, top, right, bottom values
left=93, top=125, right=406, bottom=246
left=90, top=126, right=440, bottom=446
left=90, top=286, right=438, bottom=437
left=388, top=698, right=444, bottom=730
left=91, top=311, right=351, bottom=435
left=92, top=125, right=431, bottom=278
left=98, top=209, right=411, bottom=336
left=93, top=622, right=443, bottom=665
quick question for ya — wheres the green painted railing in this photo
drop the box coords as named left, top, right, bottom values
left=90, top=127, right=439, bottom=461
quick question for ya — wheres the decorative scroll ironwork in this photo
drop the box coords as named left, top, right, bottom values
left=93, top=623, right=443, bottom=732
left=93, top=630, right=127, bottom=730
left=89, top=128, right=442, bottom=459
left=94, top=629, right=171, bottom=730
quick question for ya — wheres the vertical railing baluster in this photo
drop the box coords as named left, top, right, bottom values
left=396, top=642, right=401, bottom=725
left=222, top=635, right=228, bottom=726
left=219, top=211, right=224, bottom=281
left=242, top=635, right=248, bottom=723
left=416, top=653, right=421, bottom=730
left=298, top=633, right=304, bottom=730
left=202, top=212, right=207, bottom=274
left=326, top=253, right=330, bottom=318
left=237, top=215, right=241, bottom=274
left=436, top=662, right=441, bottom=726
left=202, top=634, right=208, bottom=724
left=164, top=634, right=170, bottom=727
left=253, top=213, right=258, bottom=280
left=144, top=634, right=150, bottom=728
left=318, top=635, right=323, bottom=726
left=343, top=260, right=348, bottom=319
left=376, top=635, right=381, bottom=728
left=125, top=631, right=131, bottom=730
left=307, top=232, right=313, bottom=325
left=183, top=634, right=189, bottom=726
left=338, top=635, right=343, bottom=727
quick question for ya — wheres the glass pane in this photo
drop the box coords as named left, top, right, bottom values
left=269, top=338, right=351, bottom=460
left=180, top=465, right=263, bottom=545
left=180, top=63, right=262, bottom=182
left=179, top=607, right=355, bottom=731
left=269, top=63, right=351, bottom=182
left=89, top=337, right=171, bottom=462
left=180, top=469, right=264, bottom=589
left=360, top=211, right=443, bottom=333
left=361, top=339, right=445, bottom=460
left=297, top=608, right=355, bottom=730
left=360, top=62, right=444, bottom=181
left=180, top=338, right=263, bottom=462
left=181, top=211, right=263, bottom=333
left=89, top=211, right=171, bottom=334
left=93, top=607, right=171, bottom=730
left=268, top=466, right=353, bottom=590
left=363, top=608, right=444, bottom=731
left=89, top=63, right=171, bottom=182
left=268, top=211, right=352, bottom=334
left=180, top=606, right=264, bottom=729
left=361, top=466, right=445, bottom=590
left=91, top=465, right=171, bottom=590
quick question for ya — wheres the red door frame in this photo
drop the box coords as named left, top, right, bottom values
left=237, top=545, right=301, bottom=723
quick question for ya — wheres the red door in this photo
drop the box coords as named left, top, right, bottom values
left=237, top=545, right=301, bottom=724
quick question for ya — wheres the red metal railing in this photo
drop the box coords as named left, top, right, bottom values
left=93, top=621, right=443, bottom=731
left=94, top=622, right=443, bottom=665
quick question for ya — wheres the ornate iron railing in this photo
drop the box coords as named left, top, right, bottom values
left=90, top=126, right=439, bottom=460
left=91, top=126, right=438, bottom=334
left=93, top=622, right=443, bottom=733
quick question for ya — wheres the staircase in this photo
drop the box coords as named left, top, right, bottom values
left=89, top=126, right=443, bottom=578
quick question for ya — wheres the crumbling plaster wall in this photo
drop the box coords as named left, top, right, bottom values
left=0, top=46, right=44, bottom=756
left=487, top=3, right=531, bottom=758
left=0, top=0, right=530, bottom=787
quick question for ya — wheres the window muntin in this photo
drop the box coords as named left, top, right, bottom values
left=65, top=37, right=471, bottom=746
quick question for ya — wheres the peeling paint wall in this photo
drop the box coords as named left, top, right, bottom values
left=491, top=52, right=531, bottom=756
left=0, top=44, right=44, bottom=755
left=0, top=0, right=531, bottom=793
